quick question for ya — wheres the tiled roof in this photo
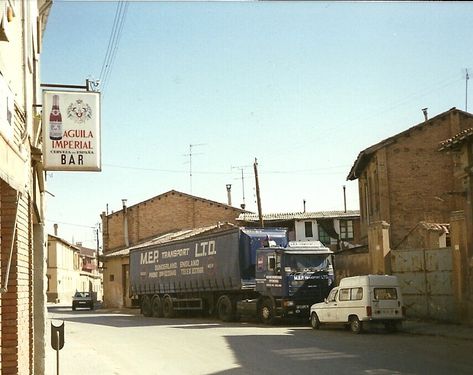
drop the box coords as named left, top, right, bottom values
left=439, top=127, right=473, bottom=150
left=103, top=222, right=237, bottom=258
left=237, top=210, right=360, bottom=222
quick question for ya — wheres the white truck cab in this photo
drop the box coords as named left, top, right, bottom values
left=309, top=274, right=405, bottom=334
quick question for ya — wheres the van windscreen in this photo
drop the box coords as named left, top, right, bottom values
left=374, top=288, right=397, bottom=300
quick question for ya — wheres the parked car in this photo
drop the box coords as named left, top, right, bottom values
left=309, top=274, right=405, bottom=334
left=72, top=291, right=94, bottom=311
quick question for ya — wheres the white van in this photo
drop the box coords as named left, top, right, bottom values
left=309, top=275, right=405, bottom=334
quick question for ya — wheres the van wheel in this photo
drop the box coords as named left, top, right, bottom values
left=384, top=321, right=399, bottom=333
left=310, top=312, right=320, bottom=330
left=349, top=316, right=363, bottom=334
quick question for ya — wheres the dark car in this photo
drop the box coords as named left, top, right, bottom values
left=72, top=291, right=94, bottom=311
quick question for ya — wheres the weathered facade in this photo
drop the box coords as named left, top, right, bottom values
left=438, top=128, right=473, bottom=324
left=102, top=190, right=246, bottom=308
left=0, top=1, right=51, bottom=373
left=46, top=235, right=102, bottom=305
left=348, top=108, right=473, bottom=249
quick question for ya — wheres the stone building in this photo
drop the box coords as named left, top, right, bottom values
left=0, top=1, right=51, bottom=373
left=102, top=190, right=246, bottom=308
left=347, top=108, right=473, bottom=250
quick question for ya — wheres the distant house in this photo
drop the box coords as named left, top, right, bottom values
left=237, top=210, right=361, bottom=252
left=101, top=190, right=247, bottom=308
left=347, top=107, right=473, bottom=249
left=46, top=234, right=102, bottom=304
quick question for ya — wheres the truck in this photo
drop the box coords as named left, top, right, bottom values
left=130, top=226, right=334, bottom=324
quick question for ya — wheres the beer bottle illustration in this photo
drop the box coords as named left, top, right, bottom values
left=49, top=95, right=63, bottom=140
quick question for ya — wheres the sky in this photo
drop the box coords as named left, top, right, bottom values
left=40, top=0, right=473, bottom=249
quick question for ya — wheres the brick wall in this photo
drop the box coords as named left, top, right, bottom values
left=103, top=191, right=244, bottom=253
left=1, top=182, right=33, bottom=374
left=359, top=110, right=473, bottom=249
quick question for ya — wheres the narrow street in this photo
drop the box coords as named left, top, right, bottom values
left=46, top=307, right=473, bottom=375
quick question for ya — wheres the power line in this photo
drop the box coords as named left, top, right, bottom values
left=99, top=1, right=129, bottom=94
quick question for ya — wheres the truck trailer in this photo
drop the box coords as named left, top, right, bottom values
left=130, top=226, right=334, bottom=323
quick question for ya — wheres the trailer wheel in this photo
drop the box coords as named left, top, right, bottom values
left=217, top=295, right=234, bottom=322
left=141, top=295, right=152, bottom=317
left=259, top=299, right=275, bottom=325
left=152, top=295, right=163, bottom=318
left=349, top=316, right=363, bottom=334
left=310, top=312, right=320, bottom=330
left=162, top=296, right=174, bottom=318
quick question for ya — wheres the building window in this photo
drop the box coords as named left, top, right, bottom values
left=317, top=224, right=331, bottom=245
left=304, top=221, right=313, bottom=238
left=110, top=274, right=114, bottom=282
left=340, top=220, right=354, bottom=240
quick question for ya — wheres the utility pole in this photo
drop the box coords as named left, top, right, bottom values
left=254, top=158, right=264, bottom=228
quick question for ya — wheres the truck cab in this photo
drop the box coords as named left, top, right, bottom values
left=253, top=241, right=334, bottom=323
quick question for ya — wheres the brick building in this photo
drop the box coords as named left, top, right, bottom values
left=102, top=190, right=246, bottom=308
left=347, top=108, right=473, bottom=249
left=439, top=128, right=473, bottom=323
left=0, top=1, right=51, bottom=373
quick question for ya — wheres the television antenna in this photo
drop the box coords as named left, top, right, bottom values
left=465, top=68, right=470, bottom=112
left=184, top=144, right=205, bottom=194
left=231, top=165, right=251, bottom=209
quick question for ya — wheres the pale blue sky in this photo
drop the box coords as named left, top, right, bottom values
left=41, top=1, right=473, bottom=248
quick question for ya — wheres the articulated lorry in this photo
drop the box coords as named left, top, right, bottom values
left=130, top=226, right=334, bottom=323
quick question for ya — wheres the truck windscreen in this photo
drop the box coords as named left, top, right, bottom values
left=284, top=254, right=331, bottom=273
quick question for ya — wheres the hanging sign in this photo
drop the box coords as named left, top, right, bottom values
left=42, top=90, right=101, bottom=171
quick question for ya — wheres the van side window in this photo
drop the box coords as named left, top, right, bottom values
left=339, top=288, right=350, bottom=301
left=351, top=287, right=363, bottom=300
left=374, top=288, right=397, bottom=300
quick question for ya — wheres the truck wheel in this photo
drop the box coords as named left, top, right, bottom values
left=141, top=296, right=152, bottom=317
left=349, top=316, right=363, bottom=334
left=217, top=296, right=234, bottom=322
left=152, top=295, right=163, bottom=318
left=259, top=299, right=275, bottom=325
left=310, top=312, right=320, bottom=330
left=162, top=296, right=174, bottom=318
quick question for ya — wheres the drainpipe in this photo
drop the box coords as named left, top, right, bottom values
left=0, top=192, right=20, bottom=294
left=122, top=199, right=129, bottom=247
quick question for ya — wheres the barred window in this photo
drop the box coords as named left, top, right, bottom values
left=340, top=220, right=354, bottom=240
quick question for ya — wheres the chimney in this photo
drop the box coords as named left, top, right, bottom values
left=303, top=199, right=306, bottom=213
left=343, top=185, right=347, bottom=213
left=122, top=199, right=129, bottom=247
left=53, top=223, right=58, bottom=236
left=422, top=108, right=428, bottom=121
left=226, top=184, right=232, bottom=206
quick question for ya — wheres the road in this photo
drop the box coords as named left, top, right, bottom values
left=46, top=307, right=473, bottom=375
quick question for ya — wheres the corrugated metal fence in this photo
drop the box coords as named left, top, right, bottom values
left=391, top=247, right=454, bottom=321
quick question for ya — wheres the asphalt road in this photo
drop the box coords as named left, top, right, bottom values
left=46, top=307, right=473, bottom=375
